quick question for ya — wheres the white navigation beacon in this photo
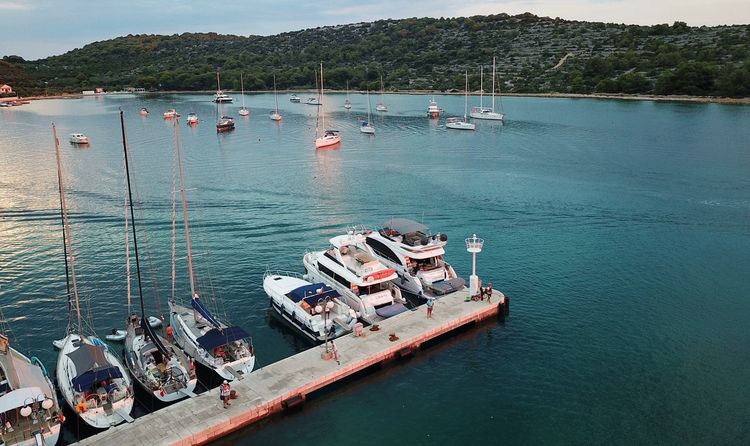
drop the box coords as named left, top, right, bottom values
left=465, top=234, right=484, bottom=296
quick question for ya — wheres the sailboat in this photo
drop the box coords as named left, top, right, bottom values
left=269, top=74, right=282, bottom=121
left=0, top=312, right=61, bottom=446
left=469, top=57, right=504, bottom=121
left=344, top=80, right=352, bottom=110
left=238, top=73, right=249, bottom=117
left=52, top=124, right=134, bottom=430
left=118, top=111, right=197, bottom=404
left=306, top=70, right=321, bottom=106
left=360, top=90, right=375, bottom=134
left=376, top=75, right=387, bottom=112
left=315, top=63, right=341, bottom=148
left=446, top=71, right=476, bottom=130
left=168, top=120, right=255, bottom=382
left=213, top=70, right=233, bottom=103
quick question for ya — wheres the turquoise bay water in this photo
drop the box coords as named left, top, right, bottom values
left=1, top=93, right=749, bottom=444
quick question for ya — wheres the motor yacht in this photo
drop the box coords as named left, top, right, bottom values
left=69, top=133, right=89, bottom=144
left=303, top=229, right=409, bottom=325
left=263, top=271, right=357, bottom=342
left=364, top=219, right=465, bottom=300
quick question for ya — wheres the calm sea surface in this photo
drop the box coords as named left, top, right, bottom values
left=1, top=93, right=749, bottom=445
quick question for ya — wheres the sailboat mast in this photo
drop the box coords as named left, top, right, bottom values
left=274, top=74, right=279, bottom=113
left=119, top=111, right=147, bottom=319
left=124, top=156, right=131, bottom=316
left=320, top=63, right=325, bottom=130
left=464, top=70, right=469, bottom=121
left=479, top=65, right=484, bottom=108
left=241, top=72, right=246, bottom=109
left=216, top=70, right=221, bottom=92
left=491, top=56, right=496, bottom=112
left=53, top=127, right=73, bottom=332
left=52, top=124, right=82, bottom=333
left=174, top=120, right=197, bottom=298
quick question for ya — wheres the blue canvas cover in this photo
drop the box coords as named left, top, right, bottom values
left=375, top=303, right=409, bottom=318
left=71, top=367, right=124, bottom=392
left=196, top=326, right=250, bottom=351
left=191, top=297, right=222, bottom=329
left=288, top=283, right=340, bottom=304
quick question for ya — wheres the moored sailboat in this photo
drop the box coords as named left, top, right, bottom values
left=470, top=57, right=504, bottom=121
left=269, top=74, right=282, bottom=121
left=376, top=75, right=387, bottom=112
left=360, top=90, right=375, bottom=134
left=0, top=313, right=61, bottom=446
left=118, top=111, right=197, bottom=404
left=446, top=71, right=476, bottom=131
left=168, top=120, right=255, bottom=383
left=315, top=64, right=341, bottom=149
left=52, top=124, right=134, bottom=430
left=239, top=73, right=249, bottom=117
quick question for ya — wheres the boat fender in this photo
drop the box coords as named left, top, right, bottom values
left=440, top=233, right=448, bottom=242
left=367, top=275, right=374, bottom=283
left=57, top=413, right=66, bottom=424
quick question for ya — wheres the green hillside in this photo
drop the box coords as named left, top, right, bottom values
left=3, top=13, right=749, bottom=97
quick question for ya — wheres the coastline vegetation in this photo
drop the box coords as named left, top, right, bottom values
left=2, top=13, right=749, bottom=98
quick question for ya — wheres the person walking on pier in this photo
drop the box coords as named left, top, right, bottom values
left=221, top=380, right=231, bottom=408
left=426, top=297, right=434, bottom=318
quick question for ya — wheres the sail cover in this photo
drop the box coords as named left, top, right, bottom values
left=191, top=296, right=222, bottom=329
left=67, top=344, right=123, bottom=391
left=196, top=326, right=249, bottom=351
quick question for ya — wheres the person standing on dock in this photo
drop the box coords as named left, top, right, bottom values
left=426, top=297, right=434, bottom=318
left=221, top=380, right=231, bottom=408
left=486, top=282, right=493, bottom=303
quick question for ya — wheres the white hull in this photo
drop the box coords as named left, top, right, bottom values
left=263, top=273, right=355, bottom=342
left=360, top=125, right=375, bottom=134
left=239, top=108, right=249, bottom=117
left=168, top=302, right=255, bottom=382
left=270, top=111, right=282, bottom=121
left=0, top=347, right=61, bottom=446
left=124, top=326, right=197, bottom=403
left=56, top=334, right=134, bottom=430
left=446, top=121, right=475, bottom=130
left=316, top=134, right=341, bottom=148
left=69, top=134, right=89, bottom=144
left=470, top=110, right=504, bottom=121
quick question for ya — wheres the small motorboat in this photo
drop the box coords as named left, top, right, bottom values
left=69, top=133, right=89, bottom=144
left=306, top=97, right=321, bottom=106
left=140, top=107, right=149, bottom=116
left=216, top=116, right=235, bottom=132
left=164, top=109, right=179, bottom=119
left=105, top=328, right=127, bottom=342
left=290, top=94, right=301, bottom=103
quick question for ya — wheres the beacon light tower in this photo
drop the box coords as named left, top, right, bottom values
left=465, top=233, right=484, bottom=296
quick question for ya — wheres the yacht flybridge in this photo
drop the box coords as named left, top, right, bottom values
left=364, top=219, right=465, bottom=299
left=263, top=272, right=357, bottom=342
left=303, top=229, right=409, bottom=325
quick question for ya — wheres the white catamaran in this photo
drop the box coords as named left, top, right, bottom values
left=168, top=120, right=255, bottom=383
left=470, top=57, right=504, bottom=121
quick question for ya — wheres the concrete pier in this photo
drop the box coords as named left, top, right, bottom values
left=74, top=289, right=508, bottom=446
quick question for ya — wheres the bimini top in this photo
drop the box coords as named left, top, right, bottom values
left=382, top=218, right=430, bottom=235
left=0, top=386, right=44, bottom=413
left=196, top=326, right=250, bottom=351
left=288, top=283, right=341, bottom=305
left=67, top=344, right=123, bottom=391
